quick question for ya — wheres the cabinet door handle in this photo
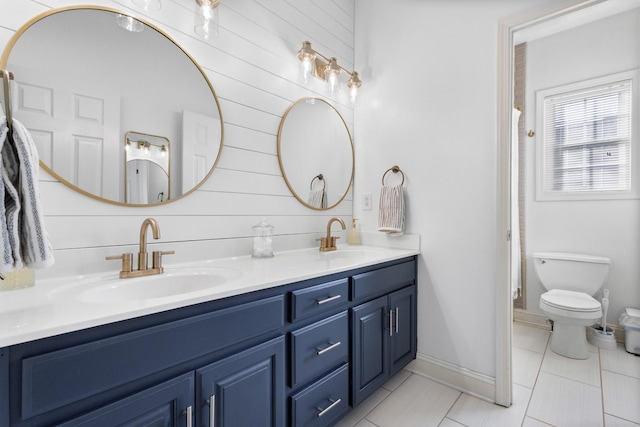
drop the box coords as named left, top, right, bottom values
left=317, top=398, right=342, bottom=418
left=389, top=309, right=394, bottom=336
left=207, top=395, right=216, bottom=427
left=316, top=294, right=341, bottom=305
left=185, top=405, right=193, bottom=427
left=395, top=307, right=399, bottom=333
left=316, top=341, right=341, bottom=355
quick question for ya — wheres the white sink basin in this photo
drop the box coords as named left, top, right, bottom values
left=48, top=267, right=242, bottom=303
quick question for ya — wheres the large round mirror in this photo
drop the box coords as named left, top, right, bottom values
left=277, top=98, right=354, bottom=210
left=0, top=6, right=223, bottom=206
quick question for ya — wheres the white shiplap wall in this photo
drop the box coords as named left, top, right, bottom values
left=0, top=0, right=355, bottom=279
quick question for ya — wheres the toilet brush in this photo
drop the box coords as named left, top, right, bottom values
left=587, top=290, right=616, bottom=349
left=601, top=297, right=609, bottom=332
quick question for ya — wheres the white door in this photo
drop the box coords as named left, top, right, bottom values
left=181, top=110, right=221, bottom=193
left=12, top=66, right=121, bottom=201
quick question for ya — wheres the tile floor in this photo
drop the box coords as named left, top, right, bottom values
left=335, top=322, right=640, bottom=427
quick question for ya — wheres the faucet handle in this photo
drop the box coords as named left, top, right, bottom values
left=106, top=253, right=133, bottom=274
left=152, top=250, right=175, bottom=270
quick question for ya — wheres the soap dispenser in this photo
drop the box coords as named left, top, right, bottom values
left=347, top=218, right=360, bottom=245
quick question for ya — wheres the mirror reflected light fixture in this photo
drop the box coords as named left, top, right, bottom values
left=116, top=14, right=144, bottom=32
left=194, top=0, right=220, bottom=39
left=297, top=41, right=362, bottom=104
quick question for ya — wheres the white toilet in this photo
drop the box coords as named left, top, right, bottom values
left=533, top=252, right=610, bottom=359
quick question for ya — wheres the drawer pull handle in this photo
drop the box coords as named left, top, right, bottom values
left=317, top=398, right=342, bottom=417
left=396, top=307, right=399, bottom=333
left=185, top=405, right=193, bottom=427
left=316, top=341, right=341, bottom=355
left=316, top=294, right=341, bottom=305
left=207, top=395, right=216, bottom=427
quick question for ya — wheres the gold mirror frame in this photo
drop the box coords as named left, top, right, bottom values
left=277, top=97, right=354, bottom=210
left=0, top=6, right=224, bottom=207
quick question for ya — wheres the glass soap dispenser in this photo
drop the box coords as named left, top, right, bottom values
left=252, top=218, right=274, bottom=258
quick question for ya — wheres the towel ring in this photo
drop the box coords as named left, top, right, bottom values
left=382, top=166, right=405, bottom=186
left=310, top=174, right=326, bottom=190
left=1, top=69, right=14, bottom=135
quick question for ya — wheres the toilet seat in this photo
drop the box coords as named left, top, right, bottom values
left=540, top=289, right=601, bottom=313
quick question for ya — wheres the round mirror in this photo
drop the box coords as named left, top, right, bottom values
left=277, top=98, right=354, bottom=210
left=0, top=6, right=223, bottom=206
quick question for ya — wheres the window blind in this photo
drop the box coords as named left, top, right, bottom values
left=542, top=79, right=632, bottom=194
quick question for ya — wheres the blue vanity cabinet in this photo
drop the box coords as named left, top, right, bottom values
left=351, top=260, right=417, bottom=406
left=0, top=255, right=418, bottom=427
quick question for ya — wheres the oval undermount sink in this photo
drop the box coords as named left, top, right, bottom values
left=49, top=267, right=242, bottom=303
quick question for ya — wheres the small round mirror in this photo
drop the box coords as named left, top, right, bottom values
left=277, top=98, right=354, bottom=210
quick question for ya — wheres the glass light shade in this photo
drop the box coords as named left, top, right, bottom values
left=297, top=41, right=316, bottom=85
left=325, top=57, right=341, bottom=96
left=299, top=57, right=314, bottom=85
left=349, top=85, right=359, bottom=105
left=132, top=0, right=162, bottom=12
left=194, top=0, right=220, bottom=39
left=347, top=71, right=362, bottom=105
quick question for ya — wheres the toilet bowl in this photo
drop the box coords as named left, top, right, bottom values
left=533, top=252, right=610, bottom=359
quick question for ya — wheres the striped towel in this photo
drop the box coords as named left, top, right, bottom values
left=0, top=116, right=54, bottom=272
left=308, top=188, right=327, bottom=209
left=378, top=184, right=404, bottom=236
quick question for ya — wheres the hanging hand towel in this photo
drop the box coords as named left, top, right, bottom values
left=307, top=188, right=327, bottom=209
left=0, top=116, right=54, bottom=271
left=0, top=120, right=13, bottom=271
left=378, top=184, right=405, bottom=236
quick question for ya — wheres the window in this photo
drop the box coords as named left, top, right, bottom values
left=536, top=70, right=638, bottom=201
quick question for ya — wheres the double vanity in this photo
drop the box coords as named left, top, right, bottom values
left=0, top=244, right=418, bottom=427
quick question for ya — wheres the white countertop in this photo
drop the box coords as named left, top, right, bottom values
left=0, top=244, right=419, bottom=347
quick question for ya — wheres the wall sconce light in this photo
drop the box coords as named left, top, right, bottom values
left=194, top=0, right=220, bottom=39
left=297, top=41, right=362, bottom=103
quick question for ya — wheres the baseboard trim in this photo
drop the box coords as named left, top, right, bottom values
left=514, top=309, right=550, bottom=329
left=514, top=309, right=626, bottom=343
left=406, top=353, right=496, bottom=403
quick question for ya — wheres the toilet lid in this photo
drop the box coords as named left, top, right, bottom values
left=541, top=289, right=601, bottom=312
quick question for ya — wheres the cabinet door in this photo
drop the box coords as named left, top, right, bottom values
left=57, top=372, right=194, bottom=427
left=197, top=337, right=285, bottom=427
left=351, top=295, right=389, bottom=406
left=389, top=285, right=417, bottom=376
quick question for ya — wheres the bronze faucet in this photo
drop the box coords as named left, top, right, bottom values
left=317, top=217, right=346, bottom=252
left=106, top=217, right=174, bottom=278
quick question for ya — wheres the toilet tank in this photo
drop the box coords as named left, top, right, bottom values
left=532, top=252, right=610, bottom=295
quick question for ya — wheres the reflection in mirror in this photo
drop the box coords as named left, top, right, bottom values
left=0, top=6, right=223, bottom=206
left=125, top=131, right=170, bottom=204
left=278, top=98, right=354, bottom=210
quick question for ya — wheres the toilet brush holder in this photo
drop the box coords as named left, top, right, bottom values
left=587, top=325, right=617, bottom=350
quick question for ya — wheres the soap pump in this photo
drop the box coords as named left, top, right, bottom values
left=347, top=218, right=360, bottom=245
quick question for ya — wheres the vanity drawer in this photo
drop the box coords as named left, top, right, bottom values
left=290, top=311, right=348, bottom=388
left=290, top=278, right=349, bottom=322
left=352, top=259, right=415, bottom=301
left=290, top=363, right=349, bottom=427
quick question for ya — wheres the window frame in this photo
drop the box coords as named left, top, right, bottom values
left=535, top=69, right=639, bottom=201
